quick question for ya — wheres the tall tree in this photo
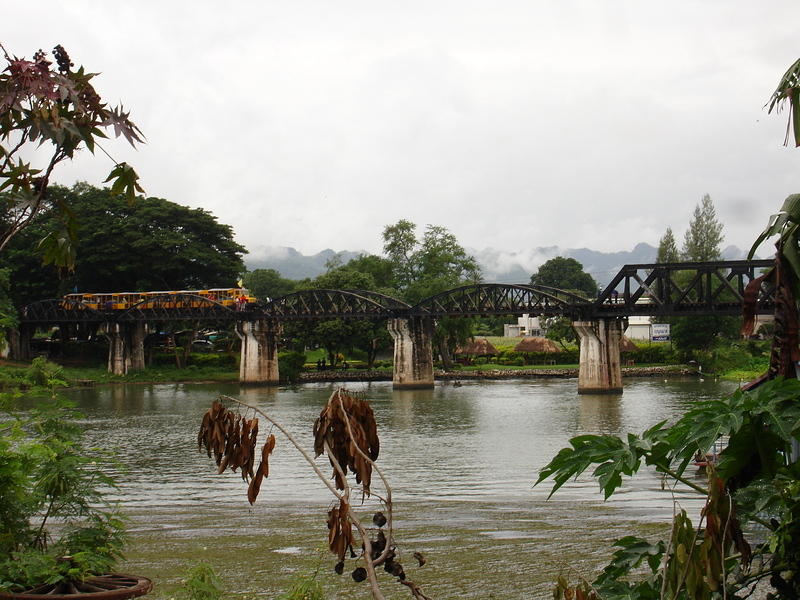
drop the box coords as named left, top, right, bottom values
left=382, top=221, right=480, bottom=303
left=2, top=184, right=246, bottom=306
left=382, top=220, right=481, bottom=369
left=682, top=194, right=723, bottom=261
left=0, top=43, right=143, bottom=265
left=664, top=195, right=736, bottom=354
left=530, top=256, right=598, bottom=298
left=656, top=227, right=680, bottom=263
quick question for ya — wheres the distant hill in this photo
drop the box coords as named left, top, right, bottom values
left=244, top=243, right=749, bottom=288
left=245, top=246, right=364, bottom=280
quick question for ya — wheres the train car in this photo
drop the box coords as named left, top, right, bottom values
left=62, top=289, right=256, bottom=310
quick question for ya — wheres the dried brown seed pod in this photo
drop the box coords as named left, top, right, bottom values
left=372, top=511, right=387, bottom=527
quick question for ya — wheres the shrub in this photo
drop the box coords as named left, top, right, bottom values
left=180, top=563, right=224, bottom=600
left=0, top=399, right=126, bottom=592
left=188, top=353, right=236, bottom=368
left=25, top=357, right=67, bottom=389
left=279, top=350, right=307, bottom=383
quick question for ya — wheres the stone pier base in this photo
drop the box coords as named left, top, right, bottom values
left=573, top=318, right=624, bottom=394
left=102, top=322, right=147, bottom=375
left=237, top=319, right=280, bottom=384
left=103, top=322, right=129, bottom=376
left=388, top=316, right=434, bottom=389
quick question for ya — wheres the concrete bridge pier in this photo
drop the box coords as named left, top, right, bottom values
left=236, top=319, right=281, bottom=385
left=6, top=325, right=33, bottom=360
left=129, top=322, right=146, bottom=371
left=573, top=318, right=625, bottom=394
left=388, top=316, right=434, bottom=389
left=102, top=322, right=147, bottom=375
left=103, top=322, right=129, bottom=375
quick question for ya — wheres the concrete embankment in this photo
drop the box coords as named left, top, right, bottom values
left=298, top=365, right=692, bottom=384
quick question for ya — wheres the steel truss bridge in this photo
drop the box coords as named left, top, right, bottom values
left=19, top=260, right=775, bottom=326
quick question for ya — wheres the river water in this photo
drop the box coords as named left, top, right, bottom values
left=54, top=377, right=736, bottom=599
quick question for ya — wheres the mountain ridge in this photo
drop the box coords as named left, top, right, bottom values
left=245, top=243, right=748, bottom=288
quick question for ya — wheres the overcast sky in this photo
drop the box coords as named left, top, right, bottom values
left=6, top=2, right=800, bottom=260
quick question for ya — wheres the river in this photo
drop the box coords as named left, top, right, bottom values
left=54, top=377, right=737, bottom=599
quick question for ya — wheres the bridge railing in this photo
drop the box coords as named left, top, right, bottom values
left=592, top=259, right=774, bottom=317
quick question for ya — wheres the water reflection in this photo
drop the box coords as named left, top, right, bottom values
left=578, top=393, right=622, bottom=433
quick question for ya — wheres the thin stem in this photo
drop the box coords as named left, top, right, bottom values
left=223, top=394, right=387, bottom=600
left=334, top=390, right=395, bottom=565
left=654, top=462, right=709, bottom=496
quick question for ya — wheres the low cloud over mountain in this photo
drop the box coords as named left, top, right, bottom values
left=245, top=243, right=748, bottom=288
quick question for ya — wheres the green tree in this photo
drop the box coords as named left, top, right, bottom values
left=382, top=219, right=418, bottom=289
left=286, top=262, right=393, bottom=368
left=0, top=43, right=143, bottom=265
left=383, top=221, right=480, bottom=303
left=682, top=194, right=723, bottom=262
left=243, top=269, right=296, bottom=302
left=2, top=184, right=246, bottom=305
left=664, top=194, right=737, bottom=355
left=343, top=253, right=395, bottom=290
left=382, top=220, right=481, bottom=369
left=542, top=316, right=576, bottom=349
left=530, top=256, right=597, bottom=298
left=656, top=227, right=680, bottom=263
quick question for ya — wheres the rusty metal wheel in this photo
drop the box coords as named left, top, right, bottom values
left=0, top=574, right=152, bottom=600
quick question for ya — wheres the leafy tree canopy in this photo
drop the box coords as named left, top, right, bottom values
left=530, top=256, right=597, bottom=298
left=285, top=260, right=393, bottom=368
left=382, top=220, right=480, bottom=303
left=381, top=220, right=481, bottom=369
left=2, top=183, right=245, bottom=305
left=243, top=269, right=296, bottom=302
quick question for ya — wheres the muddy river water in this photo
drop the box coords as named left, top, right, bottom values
left=55, top=377, right=737, bottom=599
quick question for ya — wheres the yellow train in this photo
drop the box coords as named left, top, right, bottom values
left=63, top=288, right=257, bottom=310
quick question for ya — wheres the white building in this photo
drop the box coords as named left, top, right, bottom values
left=503, top=314, right=543, bottom=337
left=625, top=316, right=652, bottom=340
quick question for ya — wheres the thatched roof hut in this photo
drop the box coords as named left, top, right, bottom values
left=514, top=337, right=560, bottom=353
left=619, top=336, right=638, bottom=352
left=456, top=338, right=499, bottom=356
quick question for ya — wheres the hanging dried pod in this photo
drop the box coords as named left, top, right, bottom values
left=326, top=497, right=354, bottom=562
left=313, top=390, right=379, bottom=494
left=247, top=433, right=275, bottom=505
left=198, top=400, right=262, bottom=483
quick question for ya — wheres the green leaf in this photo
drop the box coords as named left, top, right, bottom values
left=103, top=162, right=144, bottom=203
left=593, top=536, right=665, bottom=588
left=780, top=194, right=800, bottom=221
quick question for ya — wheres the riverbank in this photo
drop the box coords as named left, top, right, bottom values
left=296, top=364, right=692, bottom=383
left=0, top=360, right=741, bottom=391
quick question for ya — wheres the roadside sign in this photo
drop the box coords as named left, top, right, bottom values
left=651, top=323, right=670, bottom=342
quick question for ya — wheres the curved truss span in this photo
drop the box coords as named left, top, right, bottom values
left=21, top=299, right=105, bottom=323
left=410, top=284, right=575, bottom=317
left=345, top=290, right=410, bottom=311
left=118, top=294, right=235, bottom=321
left=262, top=289, right=399, bottom=319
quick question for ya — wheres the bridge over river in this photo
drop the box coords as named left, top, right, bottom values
left=18, top=259, right=774, bottom=393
